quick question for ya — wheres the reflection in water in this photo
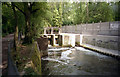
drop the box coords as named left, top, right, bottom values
left=41, top=46, right=120, bottom=75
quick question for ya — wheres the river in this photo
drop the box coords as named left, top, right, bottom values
left=41, top=46, right=119, bottom=75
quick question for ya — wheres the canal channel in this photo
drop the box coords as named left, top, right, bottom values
left=41, top=46, right=120, bottom=75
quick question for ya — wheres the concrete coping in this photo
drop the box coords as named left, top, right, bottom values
left=81, top=44, right=120, bottom=59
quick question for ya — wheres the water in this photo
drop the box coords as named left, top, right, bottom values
left=41, top=46, right=120, bottom=75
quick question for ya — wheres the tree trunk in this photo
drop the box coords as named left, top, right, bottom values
left=24, top=15, right=32, bottom=44
left=24, top=3, right=32, bottom=44
left=86, top=2, right=89, bottom=22
left=12, top=3, right=18, bottom=51
left=14, top=26, right=18, bottom=51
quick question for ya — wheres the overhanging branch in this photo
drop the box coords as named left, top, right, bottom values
left=31, top=8, right=39, bottom=13
left=12, top=3, right=26, bottom=16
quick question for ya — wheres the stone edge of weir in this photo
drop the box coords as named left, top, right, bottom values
left=80, top=44, right=120, bottom=59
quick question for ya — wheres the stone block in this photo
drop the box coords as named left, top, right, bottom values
left=36, top=37, right=48, bottom=51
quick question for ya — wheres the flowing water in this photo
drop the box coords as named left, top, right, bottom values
left=41, top=46, right=120, bottom=75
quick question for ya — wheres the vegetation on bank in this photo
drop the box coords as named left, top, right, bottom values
left=11, top=42, right=41, bottom=76
left=2, top=1, right=120, bottom=76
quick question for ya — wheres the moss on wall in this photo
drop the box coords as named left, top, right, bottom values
left=31, top=42, right=42, bottom=75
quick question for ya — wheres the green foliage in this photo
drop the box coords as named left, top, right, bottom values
left=74, top=2, right=115, bottom=24
left=62, top=2, right=75, bottom=25
left=23, top=67, right=39, bottom=76
left=2, top=3, right=15, bottom=36
left=112, top=2, right=120, bottom=21
left=2, top=2, right=118, bottom=41
left=31, top=2, right=50, bottom=38
left=58, top=2, right=63, bottom=27
left=48, top=2, right=63, bottom=27
left=87, top=2, right=114, bottom=23
left=2, top=3, right=25, bottom=37
left=74, top=2, right=86, bottom=24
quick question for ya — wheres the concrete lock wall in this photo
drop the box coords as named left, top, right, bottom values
left=75, top=34, right=119, bottom=50
left=61, top=21, right=120, bottom=50
left=58, top=34, right=75, bottom=47
left=61, top=21, right=120, bottom=36
left=82, top=35, right=119, bottom=50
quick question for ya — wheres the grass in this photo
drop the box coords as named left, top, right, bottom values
left=11, top=43, right=40, bottom=76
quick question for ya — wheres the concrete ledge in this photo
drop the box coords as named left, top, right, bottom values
left=80, top=44, right=120, bottom=59
left=81, top=35, right=119, bottom=50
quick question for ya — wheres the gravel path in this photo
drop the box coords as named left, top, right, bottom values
left=2, top=34, right=14, bottom=75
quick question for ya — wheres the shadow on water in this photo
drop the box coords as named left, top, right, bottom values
left=41, top=60, right=49, bottom=75
left=41, top=46, right=120, bottom=75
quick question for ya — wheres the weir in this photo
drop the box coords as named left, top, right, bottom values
left=40, top=22, right=120, bottom=75
left=43, top=27, right=76, bottom=47
left=43, top=21, right=120, bottom=58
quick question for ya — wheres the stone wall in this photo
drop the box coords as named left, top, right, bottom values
left=36, top=37, right=48, bottom=51
left=82, top=35, right=119, bottom=50
left=36, top=37, right=48, bottom=57
left=61, top=21, right=120, bottom=36
left=31, top=42, right=42, bottom=75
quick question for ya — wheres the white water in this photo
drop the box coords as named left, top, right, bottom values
left=48, top=47, right=71, bottom=51
left=42, top=46, right=108, bottom=66
left=42, top=48, right=75, bottom=65
left=42, top=57, right=68, bottom=65
left=60, top=50, right=72, bottom=60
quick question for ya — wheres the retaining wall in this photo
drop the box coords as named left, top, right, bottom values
left=61, top=21, right=120, bottom=51
left=76, top=35, right=119, bottom=51
left=61, top=21, right=120, bottom=36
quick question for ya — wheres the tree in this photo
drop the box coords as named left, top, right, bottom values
left=111, top=2, right=120, bottom=21
left=58, top=2, right=63, bottom=27
left=74, top=2, right=115, bottom=24
left=2, top=3, right=15, bottom=36
left=74, top=2, right=86, bottom=24
left=11, top=3, right=19, bottom=51
left=62, top=2, right=75, bottom=25
left=52, top=3, right=60, bottom=27
left=11, top=2, right=50, bottom=44
left=87, top=2, right=114, bottom=23
left=2, top=3, right=22, bottom=51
